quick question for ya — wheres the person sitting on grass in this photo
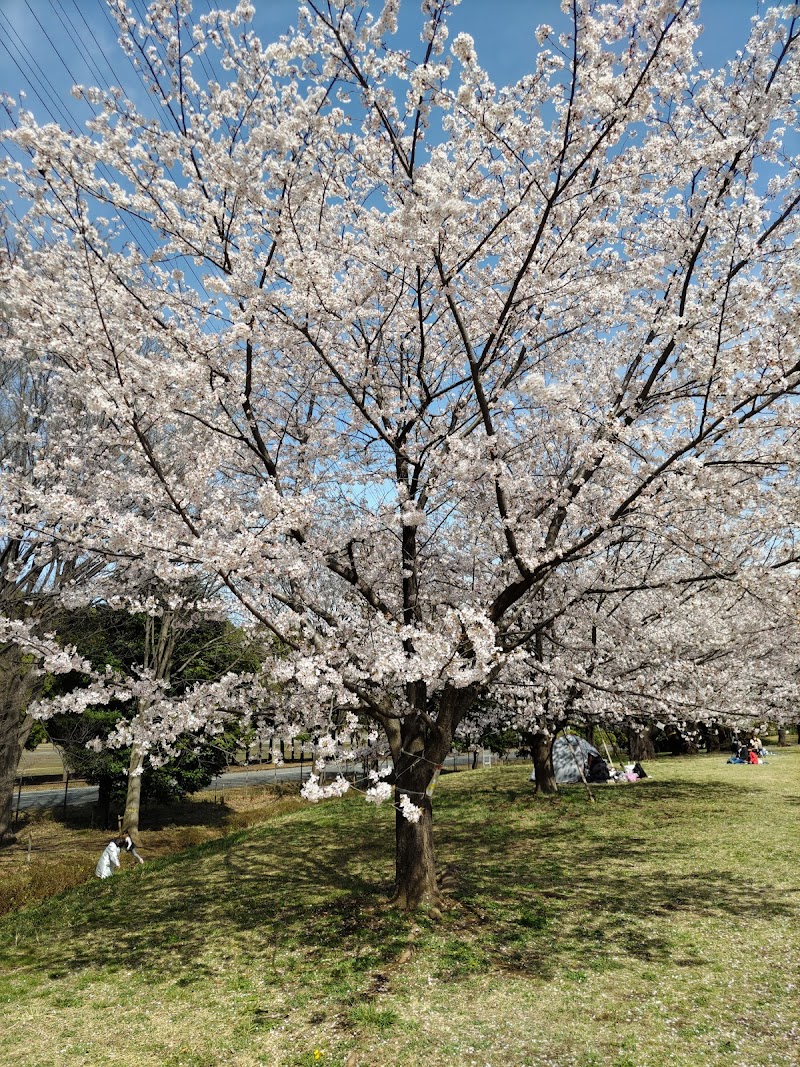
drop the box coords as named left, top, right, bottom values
left=586, top=752, right=611, bottom=783
left=749, top=735, right=767, bottom=758
left=733, top=739, right=750, bottom=762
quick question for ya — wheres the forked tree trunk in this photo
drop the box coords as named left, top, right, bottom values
left=697, top=721, right=720, bottom=753
left=705, top=723, right=721, bottom=753
left=388, top=684, right=477, bottom=910
left=531, top=733, right=558, bottom=795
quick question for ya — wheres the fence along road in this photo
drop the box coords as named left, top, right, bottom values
left=15, top=752, right=482, bottom=812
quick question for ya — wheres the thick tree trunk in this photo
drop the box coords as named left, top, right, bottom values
left=0, top=714, right=30, bottom=844
left=531, top=733, right=558, bottom=795
left=391, top=747, right=439, bottom=908
left=393, top=794, right=437, bottom=909
left=388, top=685, right=477, bottom=910
left=628, top=724, right=656, bottom=761
left=699, top=722, right=721, bottom=753
left=382, top=682, right=478, bottom=909
left=777, top=725, right=787, bottom=747
left=0, top=648, right=37, bottom=844
left=122, top=742, right=145, bottom=840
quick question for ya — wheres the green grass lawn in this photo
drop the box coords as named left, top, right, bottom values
left=1, top=749, right=798, bottom=1067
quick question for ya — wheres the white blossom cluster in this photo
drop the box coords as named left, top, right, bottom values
left=397, top=793, right=424, bottom=824
left=300, top=774, right=351, bottom=803
left=364, top=781, right=393, bottom=806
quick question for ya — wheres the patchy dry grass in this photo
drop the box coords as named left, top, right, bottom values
left=0, top=749, right=798, bottom=1067
left=0, top=782, right=304, bottom=918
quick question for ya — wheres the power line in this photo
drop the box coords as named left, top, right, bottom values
left=24, top=0, right=83, bottom=90
left=80, top=1, right=229, bottom=313
left=0, top=37, right=52, bottom=122
left=83, top=1, right=233, bottom=312
left=2, top=2, right=236, bottom=329
left=71, top=0, right=134, bottom=88
left=0, top=11, right=82, bottom=131
left=1, top=5, right=171, bottom=267
left=51, top=0, right=114, bottom=93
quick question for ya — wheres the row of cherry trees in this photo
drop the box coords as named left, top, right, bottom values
left=1, top=0, right=800, bottom=903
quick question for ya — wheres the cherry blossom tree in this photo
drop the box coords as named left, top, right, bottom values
left=1, top=247, right=246, bottom=842
left=474, top=538, right=800, bottom=787
left=2, top=0, right=800, bottom=903
left=0, top=233, right=114, bottom=841
left=44, top=593, right=262, bottom=830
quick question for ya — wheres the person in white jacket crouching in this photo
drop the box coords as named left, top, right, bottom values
left=95, top=837, right=124, bottom=879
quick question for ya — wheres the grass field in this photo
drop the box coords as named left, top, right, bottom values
left=1, top=750, right=798, bottom=1067
left=16, top=743, right=67, bottom=780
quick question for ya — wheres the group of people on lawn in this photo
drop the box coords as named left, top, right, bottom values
left=729, top=734, right=768, bottom=765
left=585, top=753, right=648, bottom=784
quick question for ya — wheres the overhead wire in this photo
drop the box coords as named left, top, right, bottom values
left=1, top=0, right=229, bottom=334
left=41, top=0, right=190, bottom=273
left=2, top=0, right=269, bottom=343
left=0, top=11, right=97, bottom=247
left=0, top=10, right=83, bottom=131
left=96, top=0, right=239, bottom=326
left=87, top=0, right=230, bottom=323
left=1, top=4, right=168, bottom=272
left=85, top=0, right=149, bottom=88
left=51, top=0, right=117, bottom=94
left=23, top=0, right=83, bottom=91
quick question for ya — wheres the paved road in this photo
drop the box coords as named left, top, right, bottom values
left=15, top=764, right=319, bottom=812
left=15, top=752, right=480, bottom=812
left=16, top=782, right=99, bottom=812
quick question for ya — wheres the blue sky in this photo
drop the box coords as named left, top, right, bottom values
left=0, top=0, right=777, bottom=132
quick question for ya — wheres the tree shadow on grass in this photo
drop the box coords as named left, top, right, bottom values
left=0, top=801, right=402, bottom=986
left=432, top=774, right=797, bottom=980
left=1, top=774, right=796, bottom=994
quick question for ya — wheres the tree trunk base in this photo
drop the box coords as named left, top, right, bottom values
left=388, top=888, right=443, bottom=918
left=393, top=785, right=439, bottom=910
left=530, top=733, right=558, bottom=795
left=628, top=724, right=656, bottom=761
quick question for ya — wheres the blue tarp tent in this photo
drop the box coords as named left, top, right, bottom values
left=529, top=734, right=600, bottom=784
